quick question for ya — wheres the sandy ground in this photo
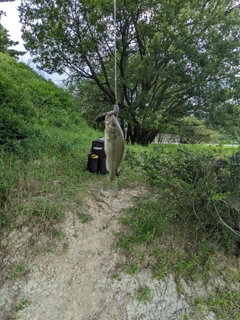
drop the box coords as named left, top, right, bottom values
left=0, top=186, right=237, bottom=320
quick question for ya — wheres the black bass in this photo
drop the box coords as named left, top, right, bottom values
left=103, top=110, right=124, bottom=194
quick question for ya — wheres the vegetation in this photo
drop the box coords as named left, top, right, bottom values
left=0, top=49, right=239, bottom=319
left=177, top=117, right=220, bottom=144
left=196, top=290, right=240, bottom=320
left=136, top=285, right=152, bottom=302
left=0, top=53, right=100, bottom=241
left=120, top=143, right=240, bottom=253
left=19, top=0, right=240, bottom=144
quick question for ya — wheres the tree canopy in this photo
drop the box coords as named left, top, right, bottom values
left=19, top=0, right=240, bottom=144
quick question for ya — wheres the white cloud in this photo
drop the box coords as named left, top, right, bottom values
left=0, top=1, right=25, bottom=51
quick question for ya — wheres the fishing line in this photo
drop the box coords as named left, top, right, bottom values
left=114, top=0, right=117, bottom=103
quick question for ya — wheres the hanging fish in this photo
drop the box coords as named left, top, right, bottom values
left=103, top=108, right=124, bottom=194
left=95, top=105, right=124, bottom=194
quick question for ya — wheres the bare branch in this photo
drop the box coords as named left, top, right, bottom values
left=213, top=202, right=240, bottom=237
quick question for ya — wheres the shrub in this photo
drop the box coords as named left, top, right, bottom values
left=126, top=145, right=240, bottom=249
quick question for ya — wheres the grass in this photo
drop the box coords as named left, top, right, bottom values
left=2, top=140, right=240, bottom=319
left=136, top=285, right=152, bottom=302
left=14, top=298, right=31, bottom=312
left=0, top=123, right=100, bottom=229
left=196, top=290, right=240, bottom=320
left=111, top=273, right=121, bottom=281
left=1, top=130, right=239, bottom=317
left=114, top=142, right=240, bottom=318
left=8, top=265, right=26, bottom=281
left=76, top=212, right=94, bottom=223
left=1, top=53, right=240, bottom=320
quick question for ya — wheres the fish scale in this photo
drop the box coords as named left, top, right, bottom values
left=103, top=113, right=124, bottom=194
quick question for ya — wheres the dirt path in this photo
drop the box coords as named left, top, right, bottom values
left=0, top=187, right=231, bottom=320
left=0, top=187, right=149, bottom=320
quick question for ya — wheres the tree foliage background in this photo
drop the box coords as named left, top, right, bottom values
left=19, top=0, right=240, bottom=144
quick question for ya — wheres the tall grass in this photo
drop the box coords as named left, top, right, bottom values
left=117, top=143, right=240, bottom=287
left=0, top=53, right=103, bottom=237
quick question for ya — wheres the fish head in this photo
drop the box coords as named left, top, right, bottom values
left=105, top=113, right=124, bottom=139
left=105, top=113, right=116, bottom=127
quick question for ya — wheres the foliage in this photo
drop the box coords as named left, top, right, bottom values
left=206, top=104, right=240, bottom=139
left=136, top=285, right=152, bottom=302
left=0, top=53, right=84, bottom=156
left=76, top=212, right=93, bottom=223
left=178, top=117, right=220, bottom=144
left=123, top=144, right=240, bottom=250
left=19, top=0, right=240, bottom=144
left=14, top=299, right=31, bottom=313
left=0, top=53, right=100, bottom=239
left=196, top=290, right=240, bottom=320
left=118, top=192, right=177, bottom=247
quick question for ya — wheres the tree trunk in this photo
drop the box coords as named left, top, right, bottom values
left=126, top=123, right=134, bottom=144
left=127, top=121, right=158, bottom=145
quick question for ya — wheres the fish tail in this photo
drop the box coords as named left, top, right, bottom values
left=103, top=179, right=118, bottom=195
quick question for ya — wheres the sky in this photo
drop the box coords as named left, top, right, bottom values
left=0, top=1, right=66, bottom=85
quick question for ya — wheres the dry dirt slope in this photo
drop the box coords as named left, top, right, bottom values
left=0, top=186, right=231, bottom=320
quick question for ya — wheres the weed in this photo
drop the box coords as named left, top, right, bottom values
left=174, top=256, right=194, bottom=275
left=118, top=192, right=177, bottom=248
left=196, top=290, right=240, bottom=320
left=63, top=242, right=69, bottom=251
left=152, top=246, right=174, bottom=279
left=125, top=263, right=139, bottom=275
left=208, top=291, right=240, bottom=319
left=14, top=298, right=31, bottom=312
left=176, top=282, right=185, bottom=295
left=76, top=212, right=93, bottom=223
left=8, top=265, right=26, bottom=281
left=136, top=285, right=152, bottom=302
left=54, top=228, right=65, bottom=240
left=30, top=197, right=64, bottom=221
left=111, top=273, right=121, bottom=281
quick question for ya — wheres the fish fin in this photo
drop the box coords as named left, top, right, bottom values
left=95, top=109, right=117, bottom=122
left=114, top=104, right=119, bottom=116
left=95, top=112, right=107, bottom=122
left=103, top=179, right=118, bottom=195
left=106, top=159, right=109, bottom=171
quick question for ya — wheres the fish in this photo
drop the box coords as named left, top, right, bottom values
left=103, top=107, right=124, bottom=194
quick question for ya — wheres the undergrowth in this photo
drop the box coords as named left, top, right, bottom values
left=1, top=52, right=240, bottom=319
left=118, top=144, right=240, bottom=281
left=117, top=143, right=240, bottom=317
left=124, top=144, right=240, bottom=250
left=0, top=53, right=101, bottom=241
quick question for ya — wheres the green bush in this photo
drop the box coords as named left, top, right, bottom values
left=126, top=145, right=240, bottom=249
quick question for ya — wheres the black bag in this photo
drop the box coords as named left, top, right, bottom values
left=87, top=137, right=108, bottom=174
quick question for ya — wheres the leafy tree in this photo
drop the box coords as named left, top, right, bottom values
left=19, top=0, right=240, bottom=144
left=0, top=11, right=25, bottom=58
left=206, top=103, right=240, bottom=139
left=178, top=117, right=220, bottom=144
